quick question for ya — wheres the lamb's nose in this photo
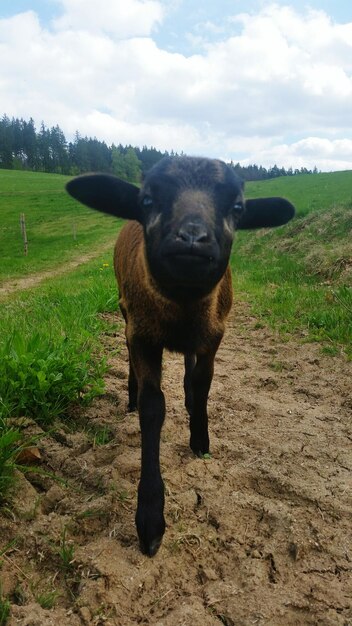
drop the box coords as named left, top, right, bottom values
left=177, top=222, right=210, bottom=244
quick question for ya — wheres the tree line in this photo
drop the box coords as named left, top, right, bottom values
left=0, top=114, right=318, bottom=182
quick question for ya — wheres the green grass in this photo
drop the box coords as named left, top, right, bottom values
left=0, top=423, right=24, bottom=501
left=35, top=590, right=58, bottom=610
left=0, top=589, right=10, bottom=626
left=0, top=257, right=118, bottom=423
left=246, top=170, right=352, bottom=217
left=58, top=528, right=75, bottom=572
left=232, top=191, right=352, bottom=357
left=0, top=258, right=118, bottom=501
left=88, top=425, right=114, bottom=446
left=0, top=169, right=120, bottom=282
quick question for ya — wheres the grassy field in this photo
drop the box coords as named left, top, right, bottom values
left=0, top=169, right=119, bottom=282
left=246, top=169, right=352, bottom=217
left=233, top=172, right=352, bottom=358
left=0, top=167, right=351, bottom=508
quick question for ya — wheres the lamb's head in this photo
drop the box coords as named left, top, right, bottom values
left=66, top=155, right=295, bottom=299
left=138, top=156, right=245, bottom=299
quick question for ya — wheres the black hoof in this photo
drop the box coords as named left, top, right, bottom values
left=139, top=535, right=163, bottom=557
left=190, top=436, right=210, bottom=458
left=127, top=402, right=137, bottom=412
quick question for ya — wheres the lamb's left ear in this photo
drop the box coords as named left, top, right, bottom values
left=66, top=174, right=142, bottom=222
left=238, top=197, right=295, bottom=229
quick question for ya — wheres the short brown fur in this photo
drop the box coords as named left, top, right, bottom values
left=114, top=220, right=233, bottom=355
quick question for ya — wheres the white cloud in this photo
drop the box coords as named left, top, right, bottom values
left=54, top=0, right=164, bottom=37
left=242, top=137, right=352, bottom=171
left=0, top=2, right=352, bottom=171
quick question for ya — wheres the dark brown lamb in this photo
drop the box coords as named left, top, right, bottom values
left=66, top=155, right=295, bottom=556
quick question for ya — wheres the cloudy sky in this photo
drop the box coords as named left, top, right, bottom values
left=1, top=1, right=352, bottom=171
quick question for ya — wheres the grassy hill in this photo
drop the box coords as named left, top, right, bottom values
left=0, top=169, right=120, bottom=282
left=246, top=169, right=352, bottom=217
left=233, top=171, right=352, bottom=356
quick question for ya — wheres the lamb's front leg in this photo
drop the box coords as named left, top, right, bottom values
left=130, top=338, right=165, bottom=556
left=184, top=353, right=196, bottom=416
left=189, top=341, right=221, bottom=457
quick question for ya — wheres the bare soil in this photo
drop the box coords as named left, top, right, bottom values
left=1, top=302, right=351, bottom=626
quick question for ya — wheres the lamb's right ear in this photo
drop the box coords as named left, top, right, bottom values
left=66, top=174, right=142, bottom=222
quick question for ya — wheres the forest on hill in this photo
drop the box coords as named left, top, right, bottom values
left=0, top=114, right=319, bottom=182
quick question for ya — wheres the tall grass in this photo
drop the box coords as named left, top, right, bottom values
left=232, top=201, right=352, bottom=358
left=0, top=257, right=118, bottom=423
left=0, top=587, right=10, bottom=626
left=0, top=255, right=119, bottom=501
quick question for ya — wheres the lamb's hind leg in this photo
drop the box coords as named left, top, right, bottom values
left=127, top=343, right=138, bottom=412
left=120, top=301, right=138, bottom=412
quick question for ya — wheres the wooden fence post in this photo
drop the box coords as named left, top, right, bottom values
left=20, top=213, right=28, bottom=256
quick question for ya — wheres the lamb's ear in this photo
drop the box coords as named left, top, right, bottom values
left=66, top=174, right=142, bottom=222
left=238, top=197, right=295, bottom=229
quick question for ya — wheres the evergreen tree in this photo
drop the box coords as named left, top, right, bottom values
left=50, top=125, right=69, bottom=174
left=0, top=113, right=318, bottom=179
left=23, top=118, right=39, bottom=169
left=124, top=147, right=142, bottom=182
left=111, top=145, right=127, bottom=178
left=0, top=114, right=13, bottom=169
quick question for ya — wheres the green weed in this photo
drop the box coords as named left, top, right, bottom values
left=0, top=424, right=23, bottom=500
left=118, top=489, right=130, bottom=503
left=35, top=590, right=58, bottom=610
left=0, top=587, right=10, bottom=626
left=89, top=425, right=114, bottom=447
left=58, top=528, right=75, bottom=572
left=0, top=330, right=105, bottom=423
left=0, top=261, right=118, bottom=423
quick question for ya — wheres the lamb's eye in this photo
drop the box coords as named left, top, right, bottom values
left=233, top=201, right=244, bottom=213
left=142, top=195, right=153, bottom=208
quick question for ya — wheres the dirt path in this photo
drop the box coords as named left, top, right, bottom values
left=0, top=241, right=114, bottom=297
left=2, top=302, right=352, bottom=626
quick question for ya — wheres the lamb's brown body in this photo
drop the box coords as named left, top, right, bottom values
left=115, top=221, right=233, bottom=356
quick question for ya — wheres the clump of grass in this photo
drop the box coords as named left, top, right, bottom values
left=35, top=590, right=58, bottom=610
left=0, top=423, right=23, bottom=500
left=0, top=587, right=10, bottom=626
left=0, top=330, right=105, bottom=424
left=57, top=528, right=83, bottom=602
left=88, top=425, right=114, bottom=447
left=58, top=528, right=75, bottom=573
left=0, top=261, right=118, bottom=424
